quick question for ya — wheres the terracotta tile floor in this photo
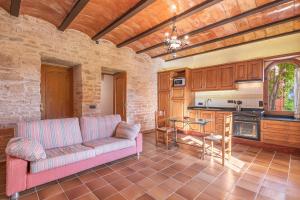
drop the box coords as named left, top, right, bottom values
left=1, top=133, right=300, bottom=200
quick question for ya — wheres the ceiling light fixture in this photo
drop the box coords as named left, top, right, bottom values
left=164, top=5, right=189, bottom=58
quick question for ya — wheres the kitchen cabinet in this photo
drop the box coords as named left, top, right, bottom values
left=215, top=112, right=232, bottom=134
left=218, top=64, right=235, bottom=90
left=199, top=111, right=216, bottom=134
left=158, top=91, right=170, bottom=117
left=172, top=88, right=185, bottom=99
left=235, top=62, right=248, bottom=81
left=235, top=59, right=263, bottom=81
left=205, top=67, right=218, bottom=90
left=247, top=60, right=263, bottom=80
left=191, top=68, right=205, bottom=91
left=158, top=72, right=171, bottom=91
left=170, top=99, right=185, bottom=128
left=261, top=120, right=300, bottom=148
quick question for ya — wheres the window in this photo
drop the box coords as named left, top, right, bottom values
left=264, top=60, right=299, bottom=115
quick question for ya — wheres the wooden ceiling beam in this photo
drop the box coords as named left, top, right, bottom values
left=93, top=0, right=155, bottom=41
left=152, top=15, right=300, bottom=58
left=165, top=30, right=300, bottom=62
left=137, top=0, right=292, bottom=54
left=116, top=0, right=222, bottom=47
left=58, top=0, right=90, bottom=31
left=10, top=0, right=21, bottom=17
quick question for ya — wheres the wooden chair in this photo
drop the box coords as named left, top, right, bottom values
left=155, top=111, right=176, bottom=149
left=205, top=115, right=232, bottom=165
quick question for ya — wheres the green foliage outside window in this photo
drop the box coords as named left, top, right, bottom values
left=267, top=63, right=295, bottom=111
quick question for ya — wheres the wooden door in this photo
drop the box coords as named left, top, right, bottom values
left=205, top=67, right=218, bottom=90
left=191, top=69, right=205, bottom=91
left=41, top=64, right=73, bottom=119
left=200, top=111, right=215, bottom=134
left=219, top=64, right=235, bottom=90
left=158, top=91, right=170, bottom=117
left=114, top=72, right=127, bottom=121
left=158, top=72, right=171, bottom=91
left=247, top=60, right=263, bottom=80
left=235, top=62, right=248, bottom=81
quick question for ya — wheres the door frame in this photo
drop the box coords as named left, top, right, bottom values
left=41, top=64, right=74, bottom=119
left=113, top=71, right=127, bottom=121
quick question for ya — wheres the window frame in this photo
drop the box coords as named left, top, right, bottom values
left=263, top=59, right=300, bottom=116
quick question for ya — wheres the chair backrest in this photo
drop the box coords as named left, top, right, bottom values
left=155, top=111, right=166, bottom=129
left=223, top=115, right=233, bottom=138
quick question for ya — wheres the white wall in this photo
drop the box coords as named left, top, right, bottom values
left=161, top=33, right=300, bottom=70
left=195, top=82, right=263, bottom=108
left=100, top=75, right=114, bottom=115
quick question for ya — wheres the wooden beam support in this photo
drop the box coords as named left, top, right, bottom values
left=58, top=0, right=90, bottom=31
left=152, top=15, right=300, bottom=58
left=165, top=30, right=300, bottom=62
left=10, top=0, right=21, bottom=17
left=137, top=0, right=291, bottom=54
left=116, top=0, right=221, bottom=47
left=93, top=0, right=155, bottom=40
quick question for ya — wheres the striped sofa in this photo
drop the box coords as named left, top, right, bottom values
left=6, top=115, right=142, bottom=199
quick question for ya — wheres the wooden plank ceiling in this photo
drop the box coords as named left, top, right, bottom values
left=1, top=0, right=300, bottom=61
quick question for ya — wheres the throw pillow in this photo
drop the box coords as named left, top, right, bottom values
left=6, top=137, right=46, bottom=161
left=115, top=121, right=141, bottom=140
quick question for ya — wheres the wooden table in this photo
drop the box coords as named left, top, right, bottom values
left=169, top=117, right=210, bottom=159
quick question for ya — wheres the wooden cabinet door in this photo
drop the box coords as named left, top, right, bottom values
left=172, top=88, right=184, bottom=99
left=247, top=60, right=263, bottom=80
left=199, top=111, right=215, bottom=134
left=235, top=62, right=248, bottom=81
left=158, top=72, right=171, bottom=91
left=205, top=67, right=218, bottom=90
left=215, top=112, right=232, bottom=135
left=158, top=91, right=170, bottom=117
left=170, top=100, right=185, bottom=118
left=191, top=69, right=205, bottom=91
left=219, top=64, right=235, bottom=90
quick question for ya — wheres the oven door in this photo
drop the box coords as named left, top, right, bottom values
left=233, top=120, right=260, bottom=140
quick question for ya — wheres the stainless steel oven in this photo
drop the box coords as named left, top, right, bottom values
left=233, top=111, right=262, bottom=140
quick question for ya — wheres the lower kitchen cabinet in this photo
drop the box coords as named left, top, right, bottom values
left=261, top=120, right=300, bottom=148
left=215, top=112, right=232, bottom=134
left=170, top=100, right=185, bottom=128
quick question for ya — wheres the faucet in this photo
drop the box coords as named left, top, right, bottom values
left=205, top=98, right=212, bottom=108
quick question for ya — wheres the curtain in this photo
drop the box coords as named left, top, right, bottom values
left=295, top=68, right=300, bottom=119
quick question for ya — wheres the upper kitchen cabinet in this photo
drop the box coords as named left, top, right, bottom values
left=247, top=60, right=263, bottom=80
left=235, top=59, right=263, bottom=81
left=218, top=64, right=235, bottom=90
left=158, top=71, right=171, bottom=91
left=191, top=68, right=205, bottom=91
left=205, top=67, right=218, bottom=90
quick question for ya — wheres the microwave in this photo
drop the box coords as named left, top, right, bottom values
left=173, top=77, right=186, bottom=87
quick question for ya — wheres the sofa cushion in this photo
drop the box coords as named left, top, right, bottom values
left=6, top=137, right=46, bottom=161
left=30, top=144, right=95, bottom=173
left=80, top=115, right=121, bottom=142
left=115, top=122, right=141, bottom=140
left=17, top=118, right=83, bottom=149
left=83, top=137, right=135, bottom=155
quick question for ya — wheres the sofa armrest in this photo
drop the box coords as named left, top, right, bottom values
left=6, top=155, right=28, bottom=196
left=136, top=133, right=143, bottom=153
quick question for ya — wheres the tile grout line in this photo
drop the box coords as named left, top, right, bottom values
left=253, top=150, right=277, bottom=200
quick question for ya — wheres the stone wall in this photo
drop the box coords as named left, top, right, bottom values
left=0, top=8, right=162, bottom=131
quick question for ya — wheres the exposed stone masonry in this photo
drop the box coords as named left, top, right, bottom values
left=0, top=8, right=162, bottom=131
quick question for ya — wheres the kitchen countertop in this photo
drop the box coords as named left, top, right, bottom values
left=262, top=115, right=300, bottom=122
left=187, top=106, right=263, bottom=112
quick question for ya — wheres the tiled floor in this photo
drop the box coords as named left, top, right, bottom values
left=1, top=133, right=300, bottom=200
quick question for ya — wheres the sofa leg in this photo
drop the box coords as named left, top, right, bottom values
left=137, top=152, right=140, bottom=160
left=10, top=192, right=19, bottom=200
